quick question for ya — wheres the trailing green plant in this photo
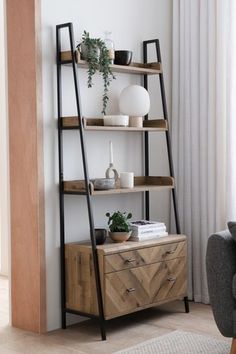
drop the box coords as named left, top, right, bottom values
left=77, top=31, right=115, bottom=114
left=106, top=211, right=132, bottom=233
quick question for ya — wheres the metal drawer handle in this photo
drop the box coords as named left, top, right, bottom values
left=126, top=288, right=136, bottom=293
left=166, top=250, right=175, bottom=255
left=167, top=277, right=176, bottom=282
left=125, top=258, right=136, bottom=263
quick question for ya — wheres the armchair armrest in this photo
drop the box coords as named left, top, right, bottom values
left=206, top=230, right=236, bottom=337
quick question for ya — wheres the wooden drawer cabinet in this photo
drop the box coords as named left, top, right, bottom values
left=65, top=235, right=187, bottom=320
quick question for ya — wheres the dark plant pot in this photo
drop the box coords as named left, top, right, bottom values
left=114, top=50, right=133, bottom=66
left=95, top=228, right=107, bottom=245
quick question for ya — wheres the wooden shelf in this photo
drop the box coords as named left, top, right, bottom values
left=61, top=117, right=168, bottom=131
left=61, top=116, right=80, bottom=130
left=63, top=176, right=174, bottom=195
left=60, top=51, right=162, bottom=75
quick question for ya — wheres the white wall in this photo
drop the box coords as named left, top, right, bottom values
left=0, top=0, right=9, bottom=277
left=41, top=0, right=172, bottom=331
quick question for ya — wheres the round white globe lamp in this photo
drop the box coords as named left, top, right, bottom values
left=119, top=85, right=150, bottom=128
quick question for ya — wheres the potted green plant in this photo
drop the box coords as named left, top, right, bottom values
left=106, top=211, right=132, bottom=243
left=77, top=31, right=115, bottom=115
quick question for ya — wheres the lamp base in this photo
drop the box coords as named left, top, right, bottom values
left=129, top=116, right=143, bottom=128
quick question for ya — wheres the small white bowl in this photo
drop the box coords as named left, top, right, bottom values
left=103, top=115, right=129, bottom=127
left=90, top=178, right=115, bottom=190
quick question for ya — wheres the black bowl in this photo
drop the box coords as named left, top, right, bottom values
left=114, top=50, right=132, bottom=66
left=95, top=228, right=107, bottom=245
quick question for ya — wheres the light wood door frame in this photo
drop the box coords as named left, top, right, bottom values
left=6, top=0, right=46, bottom=333
left=0, top=0, right=10, bottom=278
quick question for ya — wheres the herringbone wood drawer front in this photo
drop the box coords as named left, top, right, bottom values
left=105, top=241, right=186, bottom=273
left=105, top=256, right=187, bottom=318
left=150, top=257, right=187, bottom=303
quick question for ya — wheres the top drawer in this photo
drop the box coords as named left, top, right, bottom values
left=104, top=241, right=186, bottom=273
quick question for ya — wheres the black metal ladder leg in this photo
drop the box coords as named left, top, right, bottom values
left=143, top=39, right=189, bottom=314
left=56, top=24, right=67, bottom=330
left=154, top=39, right=181, bottom=234
left=143, top=39, right=181, bottom=234
left=67, top=23, right=106, bottom=340
left=154, top=39, right=189, bottom=313
left=56, top=22, right=106, bottom=340
left=143, top=45, right=149, bottom=221
left=184, top=296, right=190, bottom=313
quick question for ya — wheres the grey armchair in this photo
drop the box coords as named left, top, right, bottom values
left=206, top=229, right=236, bottom=354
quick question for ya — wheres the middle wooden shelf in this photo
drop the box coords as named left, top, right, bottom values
left=63, top=176, right=174, bottom=195
left=61, top=117, right=168, bottom=132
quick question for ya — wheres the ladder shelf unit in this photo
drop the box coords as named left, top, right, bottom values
left=56, top=22, right=189, bottom=341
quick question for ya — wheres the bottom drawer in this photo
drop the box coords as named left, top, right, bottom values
left=105, top=257, right=187, bottom=318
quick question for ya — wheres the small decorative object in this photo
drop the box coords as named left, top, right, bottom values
left=104, top=30, right=115, bottom=64
left=105, top=141, right=119, bottom=180
left=91, top=178, right=115, bottom=190
left=106, top=211, right=132, bottom=243
left=120, top=172, right=134, bottom=188
left=94, top=228, right=107, bottom=245
left=114, top=50, right=133, bottom=65
left=103, top=115, right=129, bottom=126
left=119, top=85, right=150, bottom=127
left=76, top=31, right=115, bottom=114
left=103, top=116, right=113, bottom=126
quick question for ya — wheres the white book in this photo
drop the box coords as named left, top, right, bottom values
left=129, top=231, right=168, bottom=241
left=131, top=226, right=166, bottom=236
left=130, top=220, right=166, bottom=231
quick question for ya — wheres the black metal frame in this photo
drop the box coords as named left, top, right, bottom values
left=56, top=23, right=106, bottom=340
left=143, top=39, right=189, bottom=313
left=56, top=24, right=189, bottom=342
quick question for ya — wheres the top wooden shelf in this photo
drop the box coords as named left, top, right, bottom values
left=60, top=51, right=162, bottom=75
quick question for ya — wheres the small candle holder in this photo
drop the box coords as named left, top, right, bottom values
left=105, top=163, right=119, bottom=180
left=120, top=172, right=134, bottom=188
left=105, top=141, right=119, bottom=181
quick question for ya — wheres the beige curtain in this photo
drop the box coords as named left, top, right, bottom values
left=172, top=0, right=234, bottom=302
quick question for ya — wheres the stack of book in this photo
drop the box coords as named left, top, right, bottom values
left=129, top=220, right=168, bottom=241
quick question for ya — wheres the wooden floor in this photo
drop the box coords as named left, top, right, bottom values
left=0, top=277, right=231, bottom=353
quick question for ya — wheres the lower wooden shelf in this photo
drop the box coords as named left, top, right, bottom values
left=63, top=176, right=174, bottom=195
left=65, top=235, right=187, bottom=320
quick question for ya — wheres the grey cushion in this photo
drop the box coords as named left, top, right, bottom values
left=228, top=221, right=236, bottom=242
